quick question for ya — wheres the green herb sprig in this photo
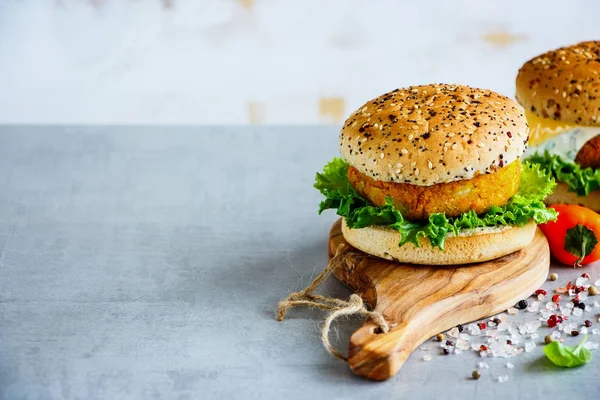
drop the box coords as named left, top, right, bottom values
left=544, top=335, right=593, bottom=368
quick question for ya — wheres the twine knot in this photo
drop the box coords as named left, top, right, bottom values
left=276, top=244, right=389, bottom=361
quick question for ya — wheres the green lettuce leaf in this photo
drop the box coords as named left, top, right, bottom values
left=526, top=151, right=600, bottom=196
left=314, top=158, right=557, bottom=249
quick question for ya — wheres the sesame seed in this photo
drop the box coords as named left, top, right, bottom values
left=401, top=148, right=408, bottom=154
left=428, top=160, right=433, bottom=169
left=477, top=143, right=485, bottom=148
left=451, top=143, right=458, bottom=150
left=380, top=153, right=384, bottom=159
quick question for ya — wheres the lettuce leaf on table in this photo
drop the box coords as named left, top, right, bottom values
left=526, top=151, right=600, bottom=196
left=314, top=158, right=557, bottom=250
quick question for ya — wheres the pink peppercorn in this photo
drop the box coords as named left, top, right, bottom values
left=552, top=294, right=561, bottom=303
left=547, top=315, right=561, bottom=328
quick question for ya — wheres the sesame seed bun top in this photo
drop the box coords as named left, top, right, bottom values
left=516, top=41, right=600, bottom=126
left=339, top=84, right=528, bottom=186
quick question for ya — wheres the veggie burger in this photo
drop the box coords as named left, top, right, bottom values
left=516, top=41, right=600, bottom=211
left=315, top=84, right=557, bottom=265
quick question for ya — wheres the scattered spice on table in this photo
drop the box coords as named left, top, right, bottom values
left=419, top=272, right=600, bottom=383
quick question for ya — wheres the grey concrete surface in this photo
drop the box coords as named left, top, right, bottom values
left=0, top=126, right=599, bottom=400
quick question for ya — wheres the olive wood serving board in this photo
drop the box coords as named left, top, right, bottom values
left=327, top=218, right=550, bottom=381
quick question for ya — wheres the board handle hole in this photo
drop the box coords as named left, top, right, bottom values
left=373, top=327, right=384, bottom=334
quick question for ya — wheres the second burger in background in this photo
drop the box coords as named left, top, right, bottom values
left=315, top=84, right=557, bottom=265
left=517, top=41, right=600, bottom=211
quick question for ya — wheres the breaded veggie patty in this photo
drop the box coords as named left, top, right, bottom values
left=348, top=160, right=521, bottom=220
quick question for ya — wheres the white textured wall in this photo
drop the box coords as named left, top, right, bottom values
left=1, top=0, right=599, bottom=125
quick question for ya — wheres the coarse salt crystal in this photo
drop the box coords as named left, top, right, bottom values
left=423, top=355, right=432, bottom=361
left=506, top=362, right=514, bottom=369
left=594, top=279, right=600, bottom=286
left=467, top=323, right=481, bottom=336
left=526, top=320, right=541, bottom=333
left=546, top=301, right=558, bottom=310
left=563, top=322, right=577, bottom=333
left=579, top=292, right=588, bottom=301
left=456, top=339, right=471, bottom=351
left=527, top=301, right=540, bottom=312
left=485, top=330, right=498, bottom=338
left=537, top=294, right=545, bottom=301
left=459, top=333, right=471, bottom=341
left=565, top=302, right=574, bottom=309
left=497, top=375, right=509, bottom=383
left=576, top=277, right=588, bottom=286
left=594, top=301, right=600, bottom=308
left=478, top=361, right=489, bottom=369
left=509, top=334, right=522, bottom=345
left=448, top=327, right=460, bottom=337
left=525, top=342, right=536, bottom=352
left=507, top=307, right=518, bottom=315
left=592, top=328, right=600, bottom=335
left=455, top=349, right=462, bottom=355
left=581, top=327, right=589, bottom=335
left=573, top=307, right=583, bottom=317
left=552, top=331, right=562, bottom=339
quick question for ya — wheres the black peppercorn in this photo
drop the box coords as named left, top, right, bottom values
left=577, top=302, right=586, bottom=310
left=506, top=339, right=512, bottom=345
left=443, top=348, right=450, bottom=355
left=572, top=330, right=580, bottom=337
left=515, top=299, right=528, bottom=310
left=585, top=320, right=593, bottom=328
left=457, top=324, right=463, bottom=333
left=446, top=340, right=454, bottom=346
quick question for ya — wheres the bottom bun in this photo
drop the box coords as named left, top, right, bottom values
left=341, top=218, right=536, bottom=265
left=545, top=182, right=600, bottom=212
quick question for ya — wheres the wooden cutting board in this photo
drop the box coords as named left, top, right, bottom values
left=327, top=218, right=550, bottom=381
